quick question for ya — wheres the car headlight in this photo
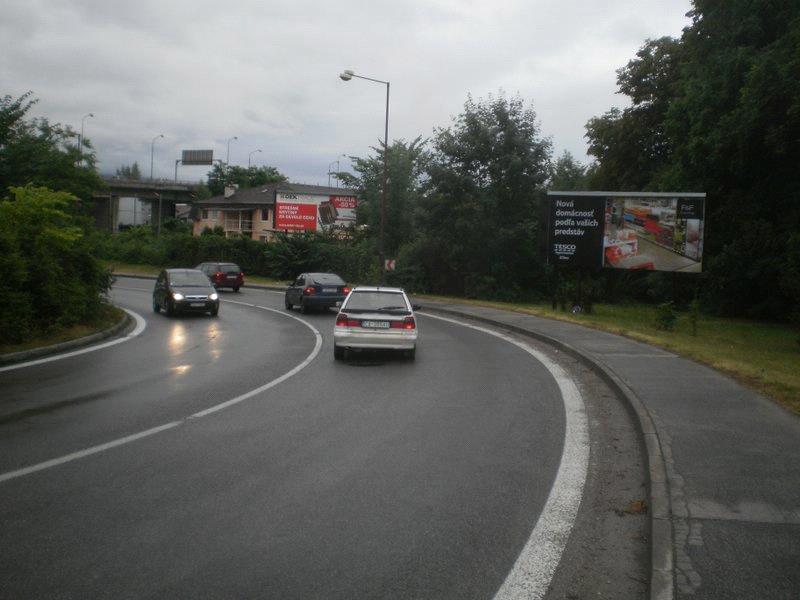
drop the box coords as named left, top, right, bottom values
left=172, top=292, right=184, bottom=301
left=209, top=292, right=218, bottom=301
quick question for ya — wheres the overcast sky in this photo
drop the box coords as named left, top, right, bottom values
left=1, top=0, right=692, bottom=185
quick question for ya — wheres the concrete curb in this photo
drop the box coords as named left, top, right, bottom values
left=416, top=304, right=674, bottom=600
left=0, top=309, right=134, bottom=367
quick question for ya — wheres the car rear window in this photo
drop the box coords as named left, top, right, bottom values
left=170, top=271, right=211, bottom=286
left=221, top=264, right=241, bottom=274
left=311, top=274, right=344, bottom=285
left=343, top=291, right=408, bottom=313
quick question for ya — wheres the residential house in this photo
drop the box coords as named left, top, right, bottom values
left=192, top=182, right=358, bottom=242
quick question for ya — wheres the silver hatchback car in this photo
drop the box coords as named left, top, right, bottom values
left=333, top=286, right=420, bottom=360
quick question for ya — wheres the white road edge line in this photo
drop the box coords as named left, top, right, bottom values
left=0, top=308, right=147, bottom=373
left=0, top=303, right=322, bottom=484
left=420, top=312, right=589, bottom=600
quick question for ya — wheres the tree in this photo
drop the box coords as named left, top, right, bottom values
left=585, top=1, right=800, bottom=318
left=338, top=137, right=428, bottom=257
left=115, top=162, right=142, bottom=180
left=413, top=93, right=552, bottom=298
left=0, top=186, right=110, bottom=344
left=550, top=151, right=588, bottom=191
left=206, top=164, right=286, bottom=196
left=585, top=37, right=682, bottom=190
left=0, top=92, right=102, bottom=201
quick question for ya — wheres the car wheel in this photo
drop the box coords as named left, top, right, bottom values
left=152, top=298, right=160, bottom=313
left=210, top=306, right=219, bottom=317
left=166, top=299, right=175, bottom=317
left=299, top=300, right=308, bottom=314
left=233, top=287, right=240, bottom=293
left=285, top=296, right=292, bottom=310
left=405, top=348, right=416, bottom=360
left=334, top=345, right=345, bottom=360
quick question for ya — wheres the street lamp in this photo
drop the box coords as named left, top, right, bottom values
left=150, top=134, right=164, bottom=180
left=328, top=153, right=347, bottom=187
left=79, top=113, right=94, bottom=163
left=339, top=69, right=390, bottom=279
left=248, top=149, right=262, bottom=168
left=226, top=136, right=238, bottom=165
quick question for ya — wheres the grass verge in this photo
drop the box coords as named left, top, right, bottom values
left=418, top=295, right=800, bottom=415
left=0, top=304, right=126, bottom=356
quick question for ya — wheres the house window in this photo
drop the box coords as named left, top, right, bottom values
left=261, top=208, right=269, bottom=221
left=202, top=209, right=209, bottom=219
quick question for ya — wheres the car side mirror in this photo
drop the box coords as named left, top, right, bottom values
left=412, top=304, right=422, bottom=311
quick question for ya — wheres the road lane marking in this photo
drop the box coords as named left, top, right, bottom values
left=420, top=312, right=589, bottom=600
left=0, top=308, right=147, bottom=373
left=0, top=303, right=322, bottom=484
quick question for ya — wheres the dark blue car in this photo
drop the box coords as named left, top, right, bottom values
left=285, top=273, right=350, bottom=314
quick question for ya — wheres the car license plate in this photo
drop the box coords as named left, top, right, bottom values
left=323, top=287, right=337, bottom=293
left=362, top=320, right=389, bottom=328
left=190, top=302, right=205, bottom=307
left=227, top=276, right=237, bottom=280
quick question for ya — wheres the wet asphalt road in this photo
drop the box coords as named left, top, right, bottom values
left=0, top=278, right=569, bottom=599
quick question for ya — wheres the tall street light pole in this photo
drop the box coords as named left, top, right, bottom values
left=340, top=69, right=389, bottom=281
left=79, top=113, right=94, bottom=164
left=150, top=134, right=164, bottom=180
left=248, top=149, right=262, bottom=168
left=328, top=153, right=347, bottom=188
left=226, top=136, right=238, bottom=165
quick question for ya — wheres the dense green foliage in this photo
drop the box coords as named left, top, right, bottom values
left=586, top=1, right=800, bottom=318
left=0, top=187, right=111, bottom=344
left=0, top=92, right=103, bottom=201
left=206, top=163, right=286, bottom=196
left=96, top=227, right=377, bottom=283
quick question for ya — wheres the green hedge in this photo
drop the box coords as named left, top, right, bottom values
left=0, top=186, right=112, bottom=344
left=94, top=228, right=378, bottom=283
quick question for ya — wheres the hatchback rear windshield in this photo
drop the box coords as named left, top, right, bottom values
left=343, top=291, right=409, bottom=313
left=221, top=264, right=241, bottom=274
left=311, top=274, right=344, bottom=285
left=170, top=271, right=211, bottom=286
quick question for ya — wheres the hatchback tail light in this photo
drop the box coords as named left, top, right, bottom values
left=342, top=286, right=350, bottom=295
left=390, top=317, right=416, bottom=330
left=214, top=272, right=224, bottom=280
left=303, top=286, right=316, bottom=295
left=335, top=313, right=361, bottom=327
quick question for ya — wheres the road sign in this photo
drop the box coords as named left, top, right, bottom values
left=181, top=149, right=214, bottom=165
left=384, top=259, right=396, bottom=271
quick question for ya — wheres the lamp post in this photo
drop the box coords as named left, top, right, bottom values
left=150, top=134, right=164, bottom=180
left=226, top=136, right=238, bottom=165
left=79, top=113, right=94, bottom=163
left=248, top=149, right=262, bottom=168
left=339, top=69, right=389, bottom=280
left=328, top=153, right=347, bottom=187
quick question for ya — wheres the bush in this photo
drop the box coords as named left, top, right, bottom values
left=655, top=301, right=678, bottom=331
left=0, top=186, right=111, bottom=344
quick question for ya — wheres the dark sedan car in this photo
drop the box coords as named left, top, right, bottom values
left=285, top=272, right=350, bottom=314
left=195, top=262, right=244, bottom=292
left=153, top=269, right=219, bottom=317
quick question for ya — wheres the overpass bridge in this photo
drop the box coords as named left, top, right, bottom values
left=91, top=178, right=201, bottom=231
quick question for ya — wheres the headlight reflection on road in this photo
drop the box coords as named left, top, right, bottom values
left=206, top=321, right=222, bottom=360
left=170, top=364, right=192, bottom=376
left=168, top=323, right=187, bottom=353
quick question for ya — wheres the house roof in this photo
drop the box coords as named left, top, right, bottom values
left=194, top=182, right=358, bottom=208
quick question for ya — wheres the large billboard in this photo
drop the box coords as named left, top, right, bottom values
left=547, top=192, right=706, bottom=272
left=274, top=192, right=357, bottom=232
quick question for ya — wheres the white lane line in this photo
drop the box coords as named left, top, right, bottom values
left=420, top=312, right=589, bottom=600
left=0, top=304, right=322, bottom=484
left=0, top=308, right=147, bottom=373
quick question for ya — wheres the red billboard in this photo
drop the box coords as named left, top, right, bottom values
left=275, top=201, right=317, bottom=231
